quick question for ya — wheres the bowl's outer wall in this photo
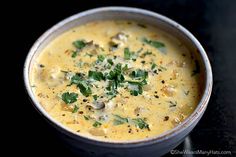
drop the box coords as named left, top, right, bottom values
left=25, top=7, right=212, bottom=157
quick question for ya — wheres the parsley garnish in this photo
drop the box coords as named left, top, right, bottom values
left=113, top=114, right=129, bottom=125
left=62, top=92, right=78, bottom=104
left=88, top=71, right=104, bottom=81
left=70, top=73, right=84, bottom=85
left=127, top=79, right=147, bottom=96
left=140, top=51, right=152, bottom=58
left=69, top=73, right=92, bottom=97
left=73, top=40, right=86, bottom=49
left=124, top=48, right=132, bottom=60
left=112, top=115, right=149, bottom=130
left=84, top=53, right=93, bottom=58
left=132, top=118, right=149, bottom=129
left=151, top=63, right=157, bottom=70
left=106, top=64, right=125, bottom=85
left=142, top=37, right=166, bottom=53
left=71, top=51, right=78, bottom=58
left=104, top=63, right=129, bottom=99
left=84, top=115, right=90, bottom=120
left=107, top=59, right=114, bottom=65
left=124, top=48, right=136, bottom=61
left=71, top=40, right=87, bottom=58
left=72, top=105, right=79, bottom=113
left=93, top=95, right=98, bottom=101
left=106, top=80, right=118, bottom=99
left=130, top=87, right=142, bottom=96
left=129, top=69, right=148, bottom=80
left=159, top=66, right=167, bottom=71
left=77, top=81, right=92, bottom=97
left=97, top=55, right=105, bottom=62
left=93, top=121, right=102, bottom=127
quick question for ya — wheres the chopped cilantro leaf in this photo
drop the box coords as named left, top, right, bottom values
left=70, top=73, right=84, bottom=85
left=84, top=115, right=90, bottom=120
left=97, top=55, right=105, bottom=62
left=140, top=51, right=152, bottom=58
left=113, top=115, right=129, bottom=125
left=73, top=40, right=86, bottom=49
left=142, top=37, right=166, bottom=53
left=151, top=63, right=157, bottom=70
left=122, top=64, right=129, bottom=72
left=129, top=84, right=143, bottom=96
left=93, top=121, right=102, bottom=127
left=124, top=48, right=132, bottom=60
left=127, top=79, right=147, bottom=96
left=62, top=92, right=78, bottom=104
left=72, top=105, right=79, bottom=113
left=88, top=71, right=104, bottom=81
left=124, top=48, right=137, bottom=60
left=71, top=51, right=78, bottom=58
left=107, top=58, right=114, bottom=65
left=129, top=69, right=148, bottom=80
left=112, top=115, right=149, bottom=130
left=77, top=81, right=92, bottom=97
left=93, top=95, right=98, bottom=101
left=132, top=118, right=149, bottom=129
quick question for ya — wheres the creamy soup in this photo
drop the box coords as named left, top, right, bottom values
left=30, top=21, right=202, bottom=141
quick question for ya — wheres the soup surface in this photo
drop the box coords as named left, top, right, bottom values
left=30, top=20, right=202, bottom=141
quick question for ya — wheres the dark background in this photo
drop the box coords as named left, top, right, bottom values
left=8, top=0, right=236, bottom=156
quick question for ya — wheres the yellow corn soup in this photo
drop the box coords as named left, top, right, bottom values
left=30, top=20, right=202, bottom=141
